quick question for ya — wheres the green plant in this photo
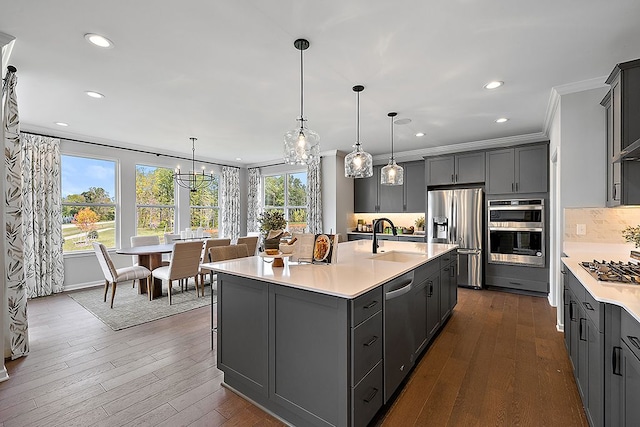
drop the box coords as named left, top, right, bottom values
left=415, top=216, right=425, bottom=228
left=622, top=225, right=640, bottom=248
left=257, top=210, right=287, bottom=235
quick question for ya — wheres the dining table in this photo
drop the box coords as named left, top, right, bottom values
left=116, top=243, right=174, bottom=299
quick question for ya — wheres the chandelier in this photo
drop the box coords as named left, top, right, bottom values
left=344, top=85, right=373, bottom=178
left=174, top=137, right=215, bottom=192
left=380, top=112, right=404, bottom=186
left=284, top=38, right=320, bottom=165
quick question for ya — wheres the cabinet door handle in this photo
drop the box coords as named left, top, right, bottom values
left=579, top=318, right=586, bottom=341
left=450, top=266, right=455, bottom=278
left=569, top=301, right=576, bottom=321
left=613, top=184, right=617, bottom=200
left=512, top=182, right=514, bottom=192
left=628, top=335, right=640, bottom=350
left=455, top=173, right=458, bottom=182
left=515, top=182, right=519, bottom=192
left=428, top=281, right=433, bottom=297
left=363, top=387, right=379, bottom=403
left=363, top=336, right=379, bottom=347
left=583, top=302, right=594, bottom=311
left=363, top=300, right=378, bottom=310
left=612, top=346, right=622, bottom=376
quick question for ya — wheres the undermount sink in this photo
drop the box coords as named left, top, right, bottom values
left=368, top=251, right=426, bottom=263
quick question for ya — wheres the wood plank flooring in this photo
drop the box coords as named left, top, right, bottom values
left=0, top=288, right=587, bottom=427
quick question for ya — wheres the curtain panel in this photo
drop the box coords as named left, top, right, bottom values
left=221, top=166, right=240, bottom=241
left=247, top=167, right=261, bottom=233
left=21, top=134, right=64, bottom=298
left=306, top=160, right=322, bottom=234
left=3, top=69, right=29, bottom=359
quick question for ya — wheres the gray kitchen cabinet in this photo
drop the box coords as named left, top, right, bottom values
left=485, top=143, right=548, bottom=195
left=403, top=161, right=426, bottom=212
left=616, top=309, right=640, bottom=426
left=485, top=263, right=549, bottom=294
left=441, top=255, right=457, bottom=320
left=354, top=166, right=379, bottom=213
left=601, top=58, right=640, bottom=206
left=354, top=162, right=425, bottom=214
left=426, top=152, right=485, bottom=186
left=426, top=275, right=440, bottom=341
left=378, top=171, right=404, bottom=212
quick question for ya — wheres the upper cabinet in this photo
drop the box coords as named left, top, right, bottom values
left=426, top=152, right=485, bottom=186
left=602, top=58, right=640, bottom=206
left=485, top=143, right=548, bottom=195
left=354, top=161, right=425, bottom=213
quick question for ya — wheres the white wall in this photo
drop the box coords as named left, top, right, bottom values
left=321, top=151, right=354, bottom=241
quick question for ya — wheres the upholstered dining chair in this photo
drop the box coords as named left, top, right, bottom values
left=205, top=244, right=250, bottom=295
left=151, top=241, right=203, bottom=305
left=130, top=235, right=163, bottom=288
left=198, top=238, right=231, bottom=287
left=236, top=236, right=259, bottom=256
left=92, top=242, right=151, bottom=308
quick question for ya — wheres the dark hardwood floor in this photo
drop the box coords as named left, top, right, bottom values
left=0, top=288, right=587, bottom=427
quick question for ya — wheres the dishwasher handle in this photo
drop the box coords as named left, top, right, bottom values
left=385, top=279, right=413, bottom=300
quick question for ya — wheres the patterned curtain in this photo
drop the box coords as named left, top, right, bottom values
left=21, top=134, right=64, bottom=298
left=247, top=167, right=261, bottom=233
left=3, top=69, right=29, bottom=359
left=306, top=159, right=322, bottom=234
left=220, top=166, right=240, bottom=241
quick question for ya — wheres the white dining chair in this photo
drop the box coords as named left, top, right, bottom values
left=151, top=241, right=203, bottom=305
left=130, top=235, right=163, bottom=288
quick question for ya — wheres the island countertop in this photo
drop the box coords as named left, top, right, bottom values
left=202, top=240, right=458, bottom=299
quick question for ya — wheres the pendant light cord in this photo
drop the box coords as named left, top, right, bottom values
left=356, top=91, right=360, bottom=144
left=299, top=46, right=304, bottom=119
left=390, top=115, right=395, bottom=161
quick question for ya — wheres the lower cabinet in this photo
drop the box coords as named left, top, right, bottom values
left=616, top=309, right=640, bottom=426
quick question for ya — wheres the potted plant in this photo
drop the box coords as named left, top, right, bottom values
left=415, top=216, right=425, bottom=232
left=257, top=210, right=288, bottom=250
left=622, top=225, right=640, bottom=248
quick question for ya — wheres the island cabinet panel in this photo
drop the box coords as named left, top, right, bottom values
left=426, top=275, right=441, bottom=341
left=217, top=274, right=269, bottom=396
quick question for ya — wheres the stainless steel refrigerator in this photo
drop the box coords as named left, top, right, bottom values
left=427, top=188, right=483, bottom=289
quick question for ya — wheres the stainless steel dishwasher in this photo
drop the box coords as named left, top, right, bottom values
left=383, top=271, right=415, bottom=402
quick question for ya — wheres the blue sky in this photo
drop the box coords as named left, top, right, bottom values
left=61, top=155, right=116, bottom=197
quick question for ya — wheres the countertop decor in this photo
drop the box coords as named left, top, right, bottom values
left=622, top=224, right=640, bottom=248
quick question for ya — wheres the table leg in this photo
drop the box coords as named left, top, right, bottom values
left=137, top=254, right=164, bottom=299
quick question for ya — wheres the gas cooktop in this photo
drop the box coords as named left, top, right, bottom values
left=580, top=260, right=640, bottom=284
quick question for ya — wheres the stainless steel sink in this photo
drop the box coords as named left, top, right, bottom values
left=368, top=251, right=426, bottom=263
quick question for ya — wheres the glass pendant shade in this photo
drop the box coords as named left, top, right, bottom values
left=345, top=84, right=373, bottom=178
left=381, top=112, right=404, bottom=185
left=284, top=117, right=320, bottom=165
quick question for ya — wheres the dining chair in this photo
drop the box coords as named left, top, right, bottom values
left=92, top=242, right=151, bottom=308
left=236, top=236, right=259, bottom=256
left=130, top=235, right=163, bottom=288
left=198, top=238, right=232, bottom=287
left=205, top=244, right=250, bottom=295
left=151, top=241, right=203, bottom=305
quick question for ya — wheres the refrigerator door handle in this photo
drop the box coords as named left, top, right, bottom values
left=457, top=248, right=481, bottom=255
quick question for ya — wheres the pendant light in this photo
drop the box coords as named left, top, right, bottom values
left=284, top=38, right=320, bottom=165
left=380, top=112, right=404, bottom=185
left=173, top=137, right=215, bottom=192
left=344, top=85, right=373, bottom=178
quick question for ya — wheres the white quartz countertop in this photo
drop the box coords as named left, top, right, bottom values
left=562, top=244, right=640, bottom=322
left=202, top=240, right=457, bottom=299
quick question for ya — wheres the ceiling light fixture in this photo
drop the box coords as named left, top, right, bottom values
left=484, top=81, right=504, bottom=89
left=55, top=122, right=69, bottom=127
left=284, top=38, right=319, bottom=165
left=344, top=85, right=373, bottom=179
left=495, top=117, right=509, bottom=123
left=381, top=112, right=403, bottom=186
left=416, top=132, right=425, bottom=137
left=84, top=33, right=114, bottom=48
left=174, top=137, right=215, bottom=192
left=85, top=91, right=104, bottom=99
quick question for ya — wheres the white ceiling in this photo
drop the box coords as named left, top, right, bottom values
left=2, top=1, right=640, bottom=167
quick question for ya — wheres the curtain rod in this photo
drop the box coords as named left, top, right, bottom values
left=23, top=131, right=238, bottom=169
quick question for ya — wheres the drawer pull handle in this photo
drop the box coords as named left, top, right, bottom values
left=428, top=281, right=434, bottom=297
left=612, top=346, right=622, bottom=376
left=363, top=300, right=378, bottom=309
left=628, top=335, right=640, bottom=350
left=363, top=387, right=379, bottom=404
left=583, top=302, right=594, bottom=311
left=364, top=336, right=379, bottom=347
left=569, top=301, right=576, bottom=322
left=579, top=318, right=586, bottom=341
left=509, top=281, right=522, bottom=286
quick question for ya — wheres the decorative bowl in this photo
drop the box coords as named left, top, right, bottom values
left=279, top=243, right=296, bottom=254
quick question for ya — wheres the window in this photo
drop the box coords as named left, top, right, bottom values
left=135, top=165, right=175, bottom=238
left=61, top=155, right=116, bottom=252
left=263, top=172, right=307, bottom=233
left=190, top=175, right=220, bottom=237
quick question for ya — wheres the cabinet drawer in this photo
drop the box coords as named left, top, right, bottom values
left=622, top=309, right=640, bottom=361
left=486, top=275, right=548, bottom=293
left=414, top=260, right=440, bottom=284
left=351, top=310, right=383, bottom=386
left=581, top=289, right=604, bottom=332
left=567, top=272, right=585, bottom=302
left=351, top=287, right=382, bottom=326
left=351, top=360, right=383, bottom=427
left=439, top=250, right=456, bottom=268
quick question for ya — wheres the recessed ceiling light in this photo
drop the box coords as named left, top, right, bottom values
left=84, top=33, right=113, bottom=48
left=495, top=117, right=509, bottom=123
left=415, top=132, right=425, bottom=137
left=235, top=157, right=242, bottom=161
left=484, top=81, right=504, bottom=90
left=86, top=91, right=105, bottom=99
left=394, top=118, right=412, bottom=125
left=55, top=122, right=69, bottom=127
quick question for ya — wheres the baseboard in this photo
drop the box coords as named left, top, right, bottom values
left=556, top=323, right=565, bottom=333
left=63, top=281, right=102, bottom=292
left=0, top=365, right=9, bottom=383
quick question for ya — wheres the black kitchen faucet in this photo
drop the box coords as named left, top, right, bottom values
left=372, top=218, right=396, bottom=254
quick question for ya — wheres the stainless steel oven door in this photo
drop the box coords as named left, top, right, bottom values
left=488, top=227, right=545, bottom=267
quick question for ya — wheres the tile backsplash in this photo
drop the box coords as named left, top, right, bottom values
left=564, top=207, right=640, bottom=243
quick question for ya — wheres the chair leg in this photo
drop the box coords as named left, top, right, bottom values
left=168, top=280, right=173, bottom=305
left=104, top=280, right=109, bottom=302
left=110, top=282, right=117, bottom=308
left=194, top=275, right=200, bottom=298
left=200, top=274, right=205, bottom=298
left=148, top=276, right=153, bottom=301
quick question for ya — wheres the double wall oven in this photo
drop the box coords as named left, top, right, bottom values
left=488, top=199, right=545, bottom=267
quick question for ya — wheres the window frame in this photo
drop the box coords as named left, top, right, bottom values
left=262, top=170, right=307, bottom=231
left=135, top=164, right=177, bottom=238
left=189, top=173, right=221, bottom=237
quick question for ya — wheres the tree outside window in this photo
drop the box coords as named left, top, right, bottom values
left=263, top=172, right=307, bottom=233
left=190, top=174, right=220, bottom=237
left=61, top=155, right=116, bottom=252
left=136, top=165, right=175, bottom=238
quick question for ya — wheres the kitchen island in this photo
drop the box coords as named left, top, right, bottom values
left=203, top=240, right=458, bottom=427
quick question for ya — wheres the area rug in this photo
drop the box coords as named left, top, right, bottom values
left=67, top=280, right=216, bottom=331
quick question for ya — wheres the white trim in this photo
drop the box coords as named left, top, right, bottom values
left=553, top=76, right=607, bottom=95
left=63, top=280, right=103, bottom=292
left=0, top=367, right=8, bottom=383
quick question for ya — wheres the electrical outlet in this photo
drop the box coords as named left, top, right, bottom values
left=576, top=224, right=586, bottom=236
